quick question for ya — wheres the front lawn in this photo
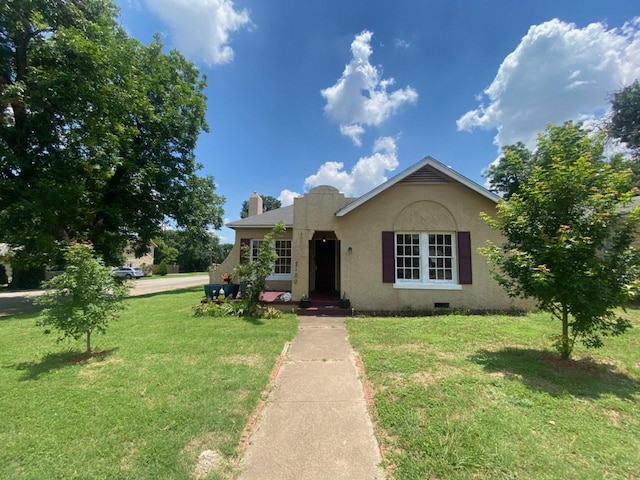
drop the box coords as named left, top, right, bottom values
left=0, top=287, right=298, bottom=480
left=347, top=311, right=640, bottom=480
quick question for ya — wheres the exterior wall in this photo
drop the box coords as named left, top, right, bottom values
left=123, top=242, right=155, bottom=272
left=209, top=227, right=294, bottom=292
left=293, top=183, right=531, bottom=311
left=291, top=186, right=354, bottom=301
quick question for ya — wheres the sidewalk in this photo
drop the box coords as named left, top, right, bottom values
left=237, top=316, right=384, bottom=480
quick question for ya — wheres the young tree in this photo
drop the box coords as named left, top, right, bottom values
left=240, top=195, right=282, bottom=218
left=0, top=1, right=224, bottom=283
left=37, top=243, right=129, bottom=355
left=481, top=122, right=640, bottom=359
left=235, top=222, right=286, bottom=314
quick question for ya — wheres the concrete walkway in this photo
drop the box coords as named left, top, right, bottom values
left=238, top=316, right=384, bottom=480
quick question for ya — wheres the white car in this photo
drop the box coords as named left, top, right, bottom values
left=111, top=266, right=144, bottom=279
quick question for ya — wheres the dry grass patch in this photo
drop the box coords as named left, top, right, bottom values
left=221, top=353, right=262, bottom=367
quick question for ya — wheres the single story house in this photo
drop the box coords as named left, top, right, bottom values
left=211, top=156, right=530, bottom=312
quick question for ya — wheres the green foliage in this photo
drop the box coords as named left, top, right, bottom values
left=254, top=305, right=282, bottom=319
left=156, top=260, right=168, bottom=276
left=483, top=142, right=535, bottom=199
left=213, top=242, right=234, bottom=265
left=152, top=237, right=179, bottom=265
left=192, top=300, right=281, bottom=319
left=240, top=195, right=282, bottom=218
left=0, top=1, right=224, bottom=270
left=235, top=221, right=287, bottom=314
left=154, top=229, right=223, bottom=272
left=609, top=80, right=640, bottom=153
left=0, top=264, right=8, bottom=285
left=193, top=299, right=245, bottom=318
left=480, top=121, right=640, bottom=359
left=36, top=243, right=129, bottom=354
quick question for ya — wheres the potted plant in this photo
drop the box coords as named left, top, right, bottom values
left=339, top=293, right=350, bottom=309
left=300, top=295, right=312, bottom=308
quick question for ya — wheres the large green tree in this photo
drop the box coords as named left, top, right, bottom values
left=481, top=122, right=640, bottom=359
left=483, top=142, right=535, bottom=199
left=0, top=1, right=224, bottom=286
left=240, top=195, right=281, bottom=218
left=154, top=229, right=230, bottom=272
left=609, top=79, right=640, bottom=154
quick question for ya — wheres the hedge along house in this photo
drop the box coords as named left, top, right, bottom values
left=211, top=157, right=529, bottom=312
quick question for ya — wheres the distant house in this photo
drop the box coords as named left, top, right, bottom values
left=123, top=240, right=156, bottom=272
left=210, top=156, right=530, bottom=312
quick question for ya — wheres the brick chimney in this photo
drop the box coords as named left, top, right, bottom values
left=248, top=192, right=263, bottom=217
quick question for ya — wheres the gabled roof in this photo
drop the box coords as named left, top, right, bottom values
left=227, top=205, right=294, bottom=229
left=335, top=156, right=499, bottom=217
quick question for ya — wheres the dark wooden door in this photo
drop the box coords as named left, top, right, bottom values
left=314, top=239, right=335, bottom=292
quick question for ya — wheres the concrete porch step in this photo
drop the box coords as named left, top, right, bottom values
left=296, top=298, right=352, bottom=316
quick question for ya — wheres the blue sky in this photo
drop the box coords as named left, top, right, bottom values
left=115, top=1, right=640, bottom=242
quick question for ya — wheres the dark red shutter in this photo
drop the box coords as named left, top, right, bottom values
left=457, top=231, right=472, bottom=284
left=382, top=231, right=395, bottom=283
left=240, top=238, right=250, bottom=263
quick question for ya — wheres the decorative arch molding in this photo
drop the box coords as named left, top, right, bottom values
left=393, top=201, right=457, bottom=231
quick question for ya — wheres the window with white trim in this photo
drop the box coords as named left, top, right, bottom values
left=250, top=239, right=292, bottom=279
left=274, top=239, right=292, bottom=275
left=395, top=232, right=456, bottom=285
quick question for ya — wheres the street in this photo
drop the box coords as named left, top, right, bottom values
left=0, top=274, right=210, bottom=317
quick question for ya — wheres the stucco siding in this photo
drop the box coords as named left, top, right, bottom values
left=300, top=182, right=527, bottom=311
left=209, top=227, right=294, bottom=292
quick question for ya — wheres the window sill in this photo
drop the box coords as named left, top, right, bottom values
left=267, top=274, right=292, bottom=281
left=393, top=283, right=462, bottom=291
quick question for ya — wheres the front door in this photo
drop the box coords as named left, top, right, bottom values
left=314, top=239, right=336, bottom=293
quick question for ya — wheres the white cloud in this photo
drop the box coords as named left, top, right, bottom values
left=321, top=30, right=418, bottom=145
left=457, top=18, right=640, bottom=150
left=278, top=189, right=301, bottom=207
left=394, top=38, right=410, bottom=49
left=303, top=136, right=399, bottom=196
left=145, top=0, right=252, bottom=65
left=339, top=124, right=366, bottom=147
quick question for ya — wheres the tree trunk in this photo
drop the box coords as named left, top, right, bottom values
left=561, top=304, right=571, bottom=360
left=86, top=330, right=92, bottom=355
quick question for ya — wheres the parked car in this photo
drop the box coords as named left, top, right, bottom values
left=111, top=266, right=144, bottom=279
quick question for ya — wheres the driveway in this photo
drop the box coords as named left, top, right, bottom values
left=0, top=274, right=210, bottom=317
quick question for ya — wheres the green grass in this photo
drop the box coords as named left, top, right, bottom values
left=0, top=287, right=298, bottom=480
left=347, top=311, right=640, bottom=480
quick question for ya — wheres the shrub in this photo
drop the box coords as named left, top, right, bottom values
left=156, top=260, right=168, bottom=276
left=255, top=305, right=282, bottom=319
left=193, top=300, right=245, bottom=318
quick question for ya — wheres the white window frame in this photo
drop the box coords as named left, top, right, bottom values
left=393, top=232, right=462, bottom=290
left=250, top=239, right=292, bottom=280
